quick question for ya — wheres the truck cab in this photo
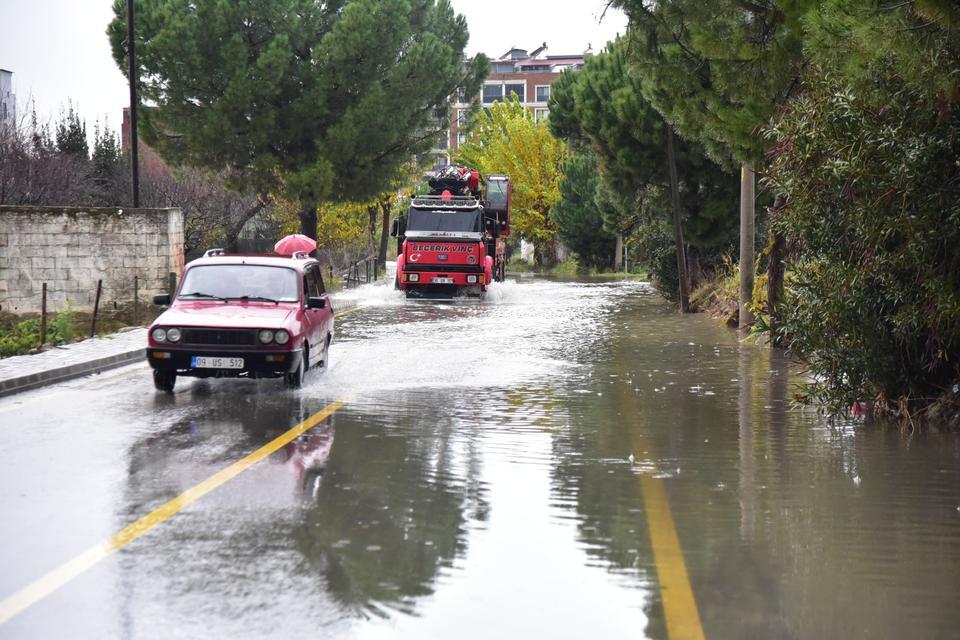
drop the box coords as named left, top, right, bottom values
left=395, top=194, right=491, bottom=298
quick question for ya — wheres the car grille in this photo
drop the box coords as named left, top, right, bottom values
left=181, top=328, right=257, bottom=346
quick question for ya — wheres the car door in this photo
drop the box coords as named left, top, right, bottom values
left=303, top=266, right=330, bottom=365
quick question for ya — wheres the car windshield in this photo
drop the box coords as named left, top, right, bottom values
left=407, top=209, right=482, bottom=233
left=178, top=264, right=299, bottom=302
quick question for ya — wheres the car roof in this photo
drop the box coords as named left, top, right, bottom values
left=186, top=254, right=317, bottom=272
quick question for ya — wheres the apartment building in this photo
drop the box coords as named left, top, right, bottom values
left=0, top=69, right=15, bottom=131
left=446, top=44, right=585, bottom=159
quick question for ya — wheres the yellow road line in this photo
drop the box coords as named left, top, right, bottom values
left=640, top=474, right=706, bottom=640
left=0, top=399, right=346, bottom=625
left=335, top=305, right=364, bottom=318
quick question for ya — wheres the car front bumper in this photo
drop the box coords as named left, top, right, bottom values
left=147, top=347, right=303, bottom=378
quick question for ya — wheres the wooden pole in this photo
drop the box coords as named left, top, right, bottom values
left=91, top=280, right=103, bottom=338
left=666, top=123, right=690, bottom=313
left=127, top=0, right=140, bottom=207
left=739, top=165, right=756, bottom=329
left=40, top=283, right=47, bottom=347
left=133, top=275, right=139, bottom=325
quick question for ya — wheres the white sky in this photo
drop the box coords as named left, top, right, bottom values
left=0, top=0, right=626, bottom=136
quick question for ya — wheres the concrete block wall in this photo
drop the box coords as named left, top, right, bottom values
left=0, top=206, right=184, bottom=314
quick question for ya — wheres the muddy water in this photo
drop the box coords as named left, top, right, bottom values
left=3, top=276, right=958, bottom=639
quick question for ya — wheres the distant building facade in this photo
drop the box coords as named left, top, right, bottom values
left=440, top=44, right=586, bottom=163
left=0, top=69, right=15, bottom=131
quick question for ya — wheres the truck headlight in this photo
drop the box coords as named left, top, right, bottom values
left=409, top=273, right=419, bottom=282
left=259, top=330, right=275, bottom=344
left=274, top=330, right=290, bottom=345
left=151, top=328, right=167, bottom=342
left=466, top=275, right=477, bottom=284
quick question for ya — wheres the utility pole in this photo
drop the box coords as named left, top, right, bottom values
left=739, top=165, right=755, bottom=329
left=666, top=123, right=690, bottom=313
left=127, top=0, right=140, bottom=207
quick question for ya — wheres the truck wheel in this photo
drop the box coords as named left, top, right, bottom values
left=285, top=348, right=307, bottom=388
left=153, top=370, right=176, bottom=392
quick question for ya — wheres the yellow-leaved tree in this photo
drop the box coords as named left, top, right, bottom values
left=457, top=97, right=567, bottom=267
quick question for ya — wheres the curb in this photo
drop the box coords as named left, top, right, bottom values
left=0, top=348, right=147, bottom=398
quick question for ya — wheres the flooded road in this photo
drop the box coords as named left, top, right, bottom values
left=1, top=277, right=959, bottom=638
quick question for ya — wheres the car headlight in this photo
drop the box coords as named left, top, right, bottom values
left=259, top=330, right=275, bottom=344
left=467, top=275, right=477, bottom=284
left=274, top=330, right=290, bottom=345
left=166, top=327, right=182, bottom=343
left=151, top=328, right=167, bottom=342
left=408, top=273, right=419, bottom=282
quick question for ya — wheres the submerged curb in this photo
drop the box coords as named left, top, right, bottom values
left=0, top=348, right=146, bottom=398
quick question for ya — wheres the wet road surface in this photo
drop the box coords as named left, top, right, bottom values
left=1, top=277, right=959, bottom=639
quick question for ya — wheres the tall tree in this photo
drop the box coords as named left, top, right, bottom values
left=549, top=40, right=737, bottom=302
left=108, top=0, right=486, bottom=238
left=611, top=0, right=811, bottom=327
left=457, top=97, right=566, bottom=267
left=551, top=151, right=618, bottom=271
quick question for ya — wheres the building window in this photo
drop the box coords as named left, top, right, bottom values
left=483, top=84, right=504, bottom=104
left=535, top=85, right=550, bottom=102
left=505, top=83, right=525, bottom=103
left=535, top=108, right=549, bottom=123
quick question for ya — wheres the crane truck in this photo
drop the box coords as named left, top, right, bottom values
left=392, top=167, right=512, bottom=298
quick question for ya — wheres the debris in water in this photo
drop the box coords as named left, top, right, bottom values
left=853, top=474, right=862, bottom=486
left=628, top=453, right=635, bottom=465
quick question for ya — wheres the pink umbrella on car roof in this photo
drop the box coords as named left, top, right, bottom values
left=274, top=234, right=317, bottom=256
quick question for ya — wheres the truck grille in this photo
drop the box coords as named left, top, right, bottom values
left=403, top=264, right=482, bottom=273
left=181, top=328, right=257, bottom=346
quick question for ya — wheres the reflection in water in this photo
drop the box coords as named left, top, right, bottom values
left=739, top=336, right=755, bottom=541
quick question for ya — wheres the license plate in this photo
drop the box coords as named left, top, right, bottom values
left=191, top=356, right=244, bottom=369
left=432, top=277, right=454, bottom=284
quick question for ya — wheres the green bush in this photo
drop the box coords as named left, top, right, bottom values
left=765, top=73, right=960, bottom=416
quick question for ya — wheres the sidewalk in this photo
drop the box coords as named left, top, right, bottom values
left=0, top=296, right=361, bottom=398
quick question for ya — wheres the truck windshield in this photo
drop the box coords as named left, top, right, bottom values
left=179, top=265, right=299, bottom=302
left=486, top=180, right=508, bottom=208
left=407, top=209, right=482, bottom=233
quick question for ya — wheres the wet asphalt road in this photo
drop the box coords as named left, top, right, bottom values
left=1, top=277, right=959, bottom=639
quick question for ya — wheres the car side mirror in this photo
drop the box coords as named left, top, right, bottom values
left=153, top=294, right=171, bottom=306
left=307, top=296, right=326, bottom=309
left=390, top=218, right=399, bottom=238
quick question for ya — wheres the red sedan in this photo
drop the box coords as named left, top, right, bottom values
left=147, top=249, right=334, bottom=391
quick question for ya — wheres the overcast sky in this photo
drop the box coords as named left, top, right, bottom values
left=0, top=0, right=626, bottom=136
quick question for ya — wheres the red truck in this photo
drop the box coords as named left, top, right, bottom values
left=393, top=169, right=511, bottom=298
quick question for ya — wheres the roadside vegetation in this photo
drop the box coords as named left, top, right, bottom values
left=541, top=0, right=960, bottom=426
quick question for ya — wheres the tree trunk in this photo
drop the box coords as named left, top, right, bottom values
left=367, top=206, right=378, bottom=256
left=665, top=123, right=690, bottom=313
left=687, top=245, right=702, bottom=291
left=766, top=195, right=787, bottom=345
left=739, top=165, right=756, bottom=329
left=534, top=236, right=558, bottom=269
left=378, top=197, right=391, bottom=269
left=299, top=202, right=318, bottom=248
left=614, top=233, right=623, bottom=271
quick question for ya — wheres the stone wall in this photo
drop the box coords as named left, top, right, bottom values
left=0, top=206, right=183, bottom=314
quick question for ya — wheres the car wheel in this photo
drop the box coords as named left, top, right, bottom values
left=153, top=370, right=176, bottom=392
left=285, top=347, right=307, bottom=389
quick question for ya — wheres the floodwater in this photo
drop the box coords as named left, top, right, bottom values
left=0, top=276, right=958, bottom=639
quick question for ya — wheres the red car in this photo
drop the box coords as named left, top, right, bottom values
left=147, top=249, right=334, bottom=391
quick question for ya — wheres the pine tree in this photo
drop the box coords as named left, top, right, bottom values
left=108, top=0, right=487, bottom=238
left=55, top=104, right=88, bottom=158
